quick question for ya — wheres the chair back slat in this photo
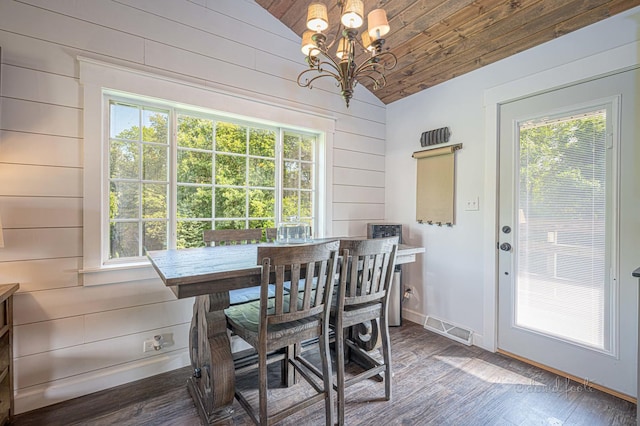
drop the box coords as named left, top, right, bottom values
left=313, top=260, right=328, bottom=307
left=258, top=241, right=339, bottom=326
left=203, top=228, right=263, bottom=246
left=289, top=263, right=302, bottom=314
left=265, top=227, right=277, bottom=242
left=373, top=253, right=388, bottom=294
left=299, top=261, right=312, bottom=311
left=274, top=264, right=285, bottom=315
left=338, top=237, right=399, bottom=308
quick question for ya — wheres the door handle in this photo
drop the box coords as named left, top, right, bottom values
left=500, top=243, right=512, bottom=252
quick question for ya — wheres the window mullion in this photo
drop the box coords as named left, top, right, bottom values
left=298, top=139, right=302, bottom=220
left=275, top=129, right=283, bottom=226
left=169, top=108, right=178, bottom=249
left=103, top=95, right=111, bottom=264
left=245, top=128, right=250, bottom=229
left=138, top=108, right=144, bottom=257
left=212, top=120, right=217, bottom=230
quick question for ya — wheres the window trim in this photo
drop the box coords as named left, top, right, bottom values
left=78, top=56, right=335, bottom=285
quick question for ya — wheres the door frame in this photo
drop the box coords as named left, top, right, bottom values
left=481, top=44, right=640, bottom=353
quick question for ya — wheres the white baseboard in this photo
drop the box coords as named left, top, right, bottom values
left=401, top=308, right=426, bottom=326
left=472, top=332, right=486, bottom=349
left=15, top=349, right=190, bottom=415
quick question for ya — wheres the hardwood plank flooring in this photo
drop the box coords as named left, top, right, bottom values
left=14, top=322, right=636, bottom=425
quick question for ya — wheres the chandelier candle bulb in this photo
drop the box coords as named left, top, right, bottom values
left=341, top=0, right=364, bottom=29
left=361, top=31, right=373, bottom=52
left=368, top=9, right=390, bottom=39
left=336, top=38, right=348, bottom=59
left=307, top=2, right=328, bottom=32
left=301, top=30, right=319, bottom=56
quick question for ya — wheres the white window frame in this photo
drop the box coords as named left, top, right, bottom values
left=79, top=57, right=335, bottom=285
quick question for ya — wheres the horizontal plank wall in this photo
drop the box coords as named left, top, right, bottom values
left=0, top=0, right=387, bottom=414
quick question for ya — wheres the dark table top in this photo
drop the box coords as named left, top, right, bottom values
left=633, top=267, right=640, bottom=278
left=147, top=241, right=424, bottom=299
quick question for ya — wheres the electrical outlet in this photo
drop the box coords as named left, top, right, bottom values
left=143, top=339, right=156, bottom=353
left=143, top=333, right=174, bottom=353
left=465, top=197, right=479, bottom=211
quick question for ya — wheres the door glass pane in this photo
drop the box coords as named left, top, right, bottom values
left=516, top=109, right=608, bottom=349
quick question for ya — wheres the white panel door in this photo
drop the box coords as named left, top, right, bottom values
left=497, top=69, right=639, bottom=397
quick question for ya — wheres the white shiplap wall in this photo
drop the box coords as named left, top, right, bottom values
left=0, top=0, right=387, bottom=413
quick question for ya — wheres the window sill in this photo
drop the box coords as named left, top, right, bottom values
left=79, top=261, right=159, bottom=286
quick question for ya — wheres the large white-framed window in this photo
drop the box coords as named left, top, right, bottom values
left=79, top=57, right=335, bottom=285
left=107, top=96, right=319, bottom=261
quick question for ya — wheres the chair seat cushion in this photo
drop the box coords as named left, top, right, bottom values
left=330, top=300, right=382, bottom=327
left=225, top=297, right=321, bottom=349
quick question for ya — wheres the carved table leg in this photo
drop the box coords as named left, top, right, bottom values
left=351, top=319, right=380, bottom=352
left=188, top=292, right=235, bottom=424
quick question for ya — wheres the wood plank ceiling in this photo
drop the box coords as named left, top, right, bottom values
left=255, top=0, right=640, bottom=105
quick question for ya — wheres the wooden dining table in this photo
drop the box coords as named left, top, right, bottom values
left=147, top=240, right=424, bottom=425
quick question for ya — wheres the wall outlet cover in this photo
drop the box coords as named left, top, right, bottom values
left=465, top=197, right=479, bottom=211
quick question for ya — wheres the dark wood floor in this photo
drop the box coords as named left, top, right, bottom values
left=14, top=321, right=636, bottom=425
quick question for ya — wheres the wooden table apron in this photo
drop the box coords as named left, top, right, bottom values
left=146, top=242, right=423, bottom=423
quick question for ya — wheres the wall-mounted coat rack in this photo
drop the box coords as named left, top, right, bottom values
left=412, top=143, right=462, bottom=226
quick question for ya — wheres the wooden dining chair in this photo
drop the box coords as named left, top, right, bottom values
left=203, top=228, right=266, bottom=306
left=203, top=228, right=263, bottom=246
left=332, top=237, right=399, bottom=426
left=264, top=227, right=277, bottom=242
left=224, top=240, right=339, bottom=426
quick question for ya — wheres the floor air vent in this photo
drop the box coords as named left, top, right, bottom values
left=424, top=316, right=473, bottom=346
